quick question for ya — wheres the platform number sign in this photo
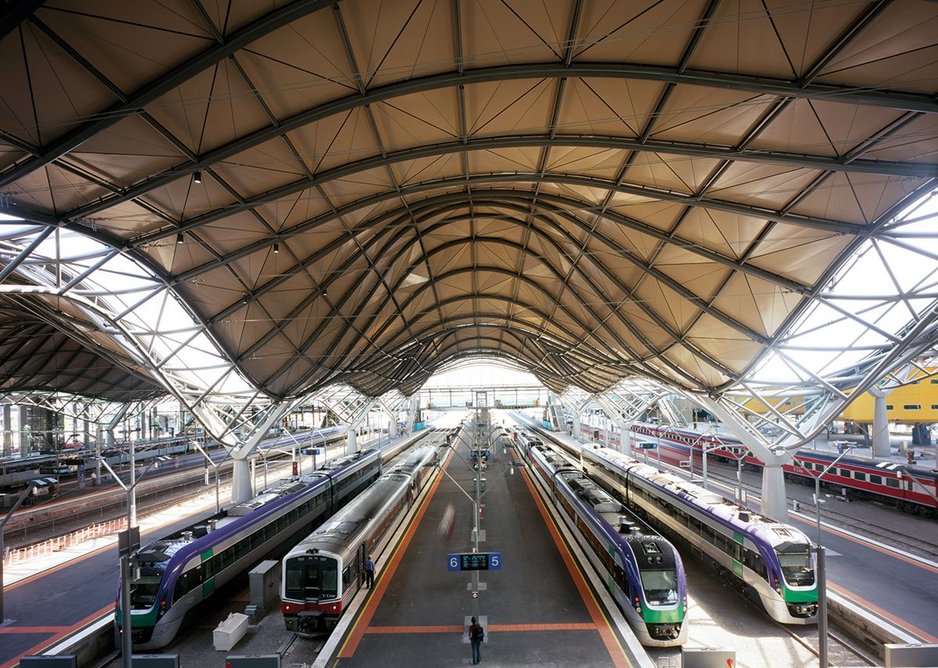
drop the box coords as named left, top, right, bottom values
left=447, top=552, right=502, bottom=571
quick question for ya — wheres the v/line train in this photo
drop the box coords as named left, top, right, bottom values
left=622, top=423, right=937, bottom=516
left=522, top=437, right=688, bottom=646
left=120, top=448, right=382, bottom=649
left=281, top=443, right=444, bottom=634
left=577, top=443, right=819, bottom=625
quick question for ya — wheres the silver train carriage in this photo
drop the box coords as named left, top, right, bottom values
left=281, top=444, right=442, bottom=634
left=120, top=448, right=381, bottom=649
left=581, top=445, right=818, bottom=625
left=525, top=442, right=689, bottom=646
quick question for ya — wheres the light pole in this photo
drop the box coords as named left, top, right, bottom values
left=735, top=449, right=748, bottom=504
left=192, top=441, right=229, bottom=513
left=798, top=444, right=853, bottom=668
left=98, top=453, right=170, bottom=668
left=1, top=480, right=40, bottom=622
left=808, top=445, right=854, bottom=545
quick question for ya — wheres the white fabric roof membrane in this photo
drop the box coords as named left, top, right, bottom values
left=0, top=1, right=936, bottom=402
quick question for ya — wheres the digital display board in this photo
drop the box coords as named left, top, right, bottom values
left=447, top=552, right=502, bottom=571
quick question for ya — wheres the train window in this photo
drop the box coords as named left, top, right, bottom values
left=131, top=575, right=161, bottom=609
left=640, top=569, right=678, bottom=605
left=903, top=404, right=921, bottom=410
left=838, top=468, right=850, bottom=477
left=854, top=472, right=866, bottom=482
left=235, top=538, right=250, bottom=559
left=885, top=478, right=900, bottom=488
left=869, top=474, right=882, bottom=485
left=775, top=545, right=814, bottom=586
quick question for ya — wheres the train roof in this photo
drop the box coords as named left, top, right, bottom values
left=288, top=474, right=406, bottom=554
left=588, top=446, right=810, bottom=548
left=795, top=449, right=938, bottom=481
left=134, top=472, right=332, bottom=565
left=561, top=472, right=622, bottom=514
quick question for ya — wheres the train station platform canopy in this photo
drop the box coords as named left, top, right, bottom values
left=0, top=1, right=937, bottom=450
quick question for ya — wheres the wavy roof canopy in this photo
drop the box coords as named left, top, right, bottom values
left=1, top=1, right=937, bottom=402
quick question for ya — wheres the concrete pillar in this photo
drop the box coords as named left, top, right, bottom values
left=231, top=458, right=253, bottom=504
left=19, top=406, right=29, bottom=455
left=83, top=419, right=91, bottom=447
left=2, top=405, right=11, bottom=457
left=871, top=391, right=891, bottom=458
left=389, top=412, right=398, bottom=438
left=346, top=430, right=357, bottom=454
left=761, top=463, right=789, bottom=522
left=622, top=422, right=632, bottom=453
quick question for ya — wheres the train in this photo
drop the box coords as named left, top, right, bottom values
left=575, top=443, right=819, bottom=625
left=522, top=438, right=688, bottom=646
left=1, top=426, right=349, bottom=492
left=281, top=443, right=443, bottom=634
left=625, top=423, right=938, bottom=517
left=119, top=448, right=382, bottom=649
left=0, top=454, right=62, bottom=490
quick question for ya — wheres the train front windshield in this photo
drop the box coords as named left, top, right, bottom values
left=285, top=554, right=338, bottom=600
left=775, top=544, right=815, bottom=586
left=131, top=576, right=162, bottom=609
left=639, top=569, right=679, bottom=605
left=130, top=545, right=171, bottom=610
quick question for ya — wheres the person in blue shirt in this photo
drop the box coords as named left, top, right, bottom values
left=365, top=554, right=375, bottom=588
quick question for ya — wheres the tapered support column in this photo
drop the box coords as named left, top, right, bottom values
left=761, top=463, right=789, bottom=521
left=231, top=458, right=253, bottom=503
left=2, top=405, right=10, bottom=457
left=346, top=430, right=357, bottom=454
left=870, top=390, right=891, bottom=458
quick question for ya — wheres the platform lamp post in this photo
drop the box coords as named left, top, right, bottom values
left=700, top=442, right=730, bottom=491
left=98, top=454, right=170, bottom=668
left=192, top=441, right=231, bottom=513
left=0, top=480, right=40, bottom=623
left=801, top=443, right=853, bottom=668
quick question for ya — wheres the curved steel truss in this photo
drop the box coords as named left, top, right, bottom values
left=0, top=1, right=936, bottom=436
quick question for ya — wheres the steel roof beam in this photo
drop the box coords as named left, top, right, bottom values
left=0, top=0, right=334, bottom=189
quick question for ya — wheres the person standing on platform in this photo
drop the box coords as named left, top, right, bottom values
left=364, top=554, right=375, bottom=588
left=468, top=616, right=484, bottom=664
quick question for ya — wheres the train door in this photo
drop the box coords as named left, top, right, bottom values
left=356, top=542, right=367, bottom=589
left=201, top=550, right=215, bottom=597
left=731, top=535, right=744, bottom=579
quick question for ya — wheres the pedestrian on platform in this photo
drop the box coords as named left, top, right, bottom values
left=468, top=616, right=484, bottom=664
left=365, top=554, right=375, bottom=588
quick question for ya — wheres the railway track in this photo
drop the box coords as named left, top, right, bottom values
left=699, top=459, right=938, bottom=561
left=818, top=505, right=938, bottom=560
left=785, top=623, right=881, bottom=667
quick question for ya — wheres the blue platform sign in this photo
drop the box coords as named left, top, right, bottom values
left=301, top=448, right=322, bottom=456
left=447, top=552, right=502, bottom=571
left=638, top=442, right=657, bottom=449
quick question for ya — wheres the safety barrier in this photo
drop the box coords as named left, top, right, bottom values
left=2, top=517, right=127, bottom=566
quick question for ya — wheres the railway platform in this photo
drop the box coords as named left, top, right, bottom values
left=79, top=427, right=935, bottom=668
left=129, top=437, right=647, bottom=667
left=316, top=438, right=640, bottom=667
